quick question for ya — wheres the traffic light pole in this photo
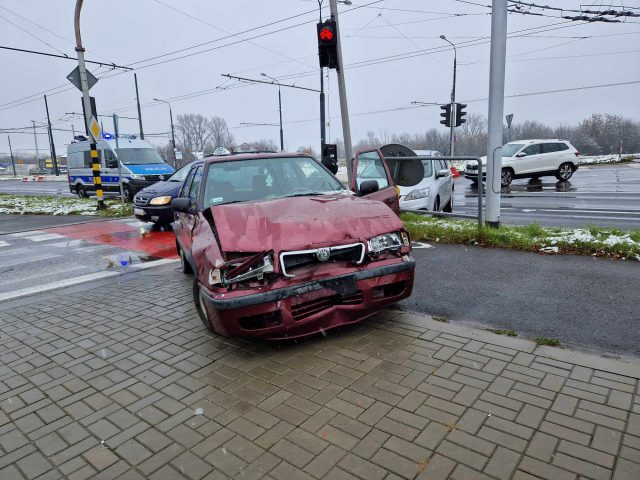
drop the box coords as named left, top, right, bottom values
left=43, top=95, right=59, bottom=177
left=485, top=0, right=508, bottom=227
left=7, top=135, right=16, bottom=177
left=449, top=54, right=457, bottom=157
left=74, top=0, right=105, bottom=209
left=330, top=0, right=353, bottom=183
left=320, top=69, right=326, bottom=158
left=134, top=73, right=144, bottom=140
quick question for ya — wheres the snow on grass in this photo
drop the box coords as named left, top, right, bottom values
left=402, top=213, right=640, bottom=261
left=0, top=194, right=132, bottom=217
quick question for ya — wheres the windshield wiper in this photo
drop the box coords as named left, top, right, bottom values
left=282, top=192, right=326, bottom=198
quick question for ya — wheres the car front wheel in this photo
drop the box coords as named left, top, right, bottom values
left=193, top=279, right=216, bottom=333
left=179, top=246, right=193, bottom=274
left=501, top=168, right=514, bottom=187
left=555, top=163, right=574, bottom=181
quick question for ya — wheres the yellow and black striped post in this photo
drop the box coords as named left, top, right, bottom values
left=90, top=143, right=105, bottom=209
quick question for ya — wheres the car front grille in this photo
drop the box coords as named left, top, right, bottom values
left=134, top=196, right=149, bottom=206
left=466, top=164, right=478, bottom=171
left=144, top=174, right=163, bottom=182
left=280, top=243, right=365, bottom=277
left=291, top=291, right=364, bottom=321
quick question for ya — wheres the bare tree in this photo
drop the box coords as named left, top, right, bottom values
left=176, top=114, right=212, bottom=153
left=208, top=117, right=234, bottom=151
left=296, top=146, right=318, bottom=158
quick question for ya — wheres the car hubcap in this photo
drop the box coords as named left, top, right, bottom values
left=502, top=171, right=511, bottom=184
left=560, top=166, right=571, bottom=179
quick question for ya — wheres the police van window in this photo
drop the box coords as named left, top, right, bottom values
left=68, top=152, right=83, bottom=168
left=188, top=167, right=203, bottom=204
left=83, top=151, right=94, bottom=168
left=103, top=150, right=118, bottom=168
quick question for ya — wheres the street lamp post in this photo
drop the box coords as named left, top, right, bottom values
left=440, top=35, right=457, bottom=157
left=153, top=98, right=177, bottom=167
left=261, top=73, right=284, bottom=152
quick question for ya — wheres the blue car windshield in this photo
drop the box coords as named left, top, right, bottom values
left=116, top=148, right=165, bottom=165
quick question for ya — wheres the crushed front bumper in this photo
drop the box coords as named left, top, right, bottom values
left=199, top=258, right=415, bottom=339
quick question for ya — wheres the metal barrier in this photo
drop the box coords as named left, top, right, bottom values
left=390, top=155, right=483, bottom=227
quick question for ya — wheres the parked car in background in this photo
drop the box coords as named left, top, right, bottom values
left=398, top=149, right=453, bottom=212
left=172, top=151, right=415, bottom=339
left=465, top=139, right=579, bottom=187
left=67, top=135, right=174, bottom=200
left=133, top=160, right=202, bottom=226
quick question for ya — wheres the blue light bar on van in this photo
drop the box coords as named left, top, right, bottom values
left=102, top=133, right=113, bottom=139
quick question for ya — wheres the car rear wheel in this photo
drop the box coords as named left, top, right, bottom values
left=555, top=163, right=574, bottom=181
left=501, top=168, right=514, bottom=187
left=123, top=184, right=133, bottom=202
left=76, top=184, right=87, bottom=198
left=179, top=246, right=193, bottom=274
left=193, top=279, right=216, bottom=333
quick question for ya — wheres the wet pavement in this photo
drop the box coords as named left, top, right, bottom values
left=0, top=219, right=178, bottom=302
left=0, top=214, right=107, bottom=235
left=452, top=164, right=640, bottom=229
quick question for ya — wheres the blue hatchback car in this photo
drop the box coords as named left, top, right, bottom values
left=133, top=160, right=203, bottom=226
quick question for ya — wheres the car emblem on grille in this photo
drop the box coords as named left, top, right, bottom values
left=316, top=248, right=330, bottom=262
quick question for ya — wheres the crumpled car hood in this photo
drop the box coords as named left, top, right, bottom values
left=211, top=195, right=403, bottom=253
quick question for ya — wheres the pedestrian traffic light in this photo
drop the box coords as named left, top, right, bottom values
left=321, top=143, right=338, bottom=174
left=317, top=20, right=338, bottom=69
left=455, top=103, right=467, bottom=127
left=440, top=104, right=452, bottom=128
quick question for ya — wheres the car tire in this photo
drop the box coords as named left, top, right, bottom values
left=443, top=197, right=453, bottom=213
left=434, top=196, right=440, bottom=212
left=501, top=168, right=514, bottom=187
left=193, top=278, right=216, bottom=333
left=555, top=163, right=574, bottom=182
left=76, top=184, right=87, bottom=198
left=179, top=246, right=193, bottom=274
left=123, top=184, right=133, bottom=202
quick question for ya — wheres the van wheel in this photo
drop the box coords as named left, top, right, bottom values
left=193, top=279, right=216, bottom=333
left=501, top=168, right=514, bottom=187
left=555, top=163, right=574, bottom=181
left=179, top=247, right=193, bottom=274
left=76, top=185, right=87, bottom=198
left=123, top=184, right=133, bottom=202
left=443, top=197, right=453, bottom=213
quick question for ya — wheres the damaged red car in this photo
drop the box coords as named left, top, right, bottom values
left=172, top=150, right=415, bottom=339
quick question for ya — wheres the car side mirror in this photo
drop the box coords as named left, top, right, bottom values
left=358, top=179, right=379, bottom=196
left=172, top=198, right=191, bottom=213
left=436, top=168, right=450, bottom=178
left=515, top=152, right=526, bottom=158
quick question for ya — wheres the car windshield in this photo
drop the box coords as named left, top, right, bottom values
left=168, top=163, right=194, bottom=182
left=116, top=148, right=165, bottom=165
left=203, top=156, right=345, bottom=208
left=502, top=143, right=525, bottom=157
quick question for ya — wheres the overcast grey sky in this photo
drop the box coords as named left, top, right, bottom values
left=1, top=0, right=639, bottom=156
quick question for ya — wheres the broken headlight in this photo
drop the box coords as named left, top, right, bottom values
left=208, top=253, right=274, bottom=287
left=368, top=232, right=403, bottom=254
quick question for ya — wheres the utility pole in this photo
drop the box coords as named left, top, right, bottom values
left=113, top=114, right=124, bottom=204
left=260, top=74, right=284, bottom=152
left=7, top=135, right=16, bottom=177
left=329, top=0, right=353, bottom=181
left=318, top=1, right=327, bottom=160
left=153, top=98, right=177, bottom=167
left=31, top=120, right=40, bottom=168
left=134, top=73, right=144, bottom=139
left=440, top=35, right=457, bottom=156
left=74, top=0, right=105, bottom=209
left=485, top=0, right=508, bottom=228
left=44, top=95, right=59, bottom=176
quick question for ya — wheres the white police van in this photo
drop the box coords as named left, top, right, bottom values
left=67, top=135, right=174, bottom=200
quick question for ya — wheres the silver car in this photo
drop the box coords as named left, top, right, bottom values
left=398, top=150, right=454, bottom=212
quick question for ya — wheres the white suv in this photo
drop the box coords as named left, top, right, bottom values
left=465, top=139, right=579, bottom=187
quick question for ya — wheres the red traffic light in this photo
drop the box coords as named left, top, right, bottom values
left=319, top=27, right=334, bottom=42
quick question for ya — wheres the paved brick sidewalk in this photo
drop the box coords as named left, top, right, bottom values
left=0, top=265, right=639, bottom=480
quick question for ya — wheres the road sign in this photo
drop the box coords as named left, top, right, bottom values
left=88, top=116, right=101, bottom=142
left=505, top=114, right=514, bottom=128
left=175, top=151, right=183, bottom=160
left=67, top=66, right=98, bottom=91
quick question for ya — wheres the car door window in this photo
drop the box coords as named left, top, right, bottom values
left=355, top=151, right=389, bottom=190
left=187, top=166, right=203, bottom=205
left=541, top=143, right=560, bottom=154
left=522, top=144, right=541, bottom=156
left=557, top=143, right=570, bottom=151
left=180, top=168, right=196, bottom=198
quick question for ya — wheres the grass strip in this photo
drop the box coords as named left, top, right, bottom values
left=402, top=213, right=640, bottom=261
left=0, top=194, right=132, bottom=217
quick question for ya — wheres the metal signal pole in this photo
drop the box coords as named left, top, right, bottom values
left=329, top=0, right=353, bottom=182
left=7, top=135, right=16, bottom=177
left=485, top=0, right=508, bottom=227
left=135, top=73, right=145, bottom=140
left=31, top=121, right=40, bottom=168
left=44, top=95, right=59, bottom=176
left=74, top=0, right=105, bottom=209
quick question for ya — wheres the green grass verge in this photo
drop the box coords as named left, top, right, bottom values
left=0, top=194, right=132, bottom=217
left=534, top=337, right=562, bottom=347
left=402, top=213, right=640, bottom=261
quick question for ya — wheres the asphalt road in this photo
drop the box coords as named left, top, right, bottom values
left=0, top=213, right=106, bottom=234
left=453, top=163, right=640, bottom=229
left=400, top=243, right=640, bottom=358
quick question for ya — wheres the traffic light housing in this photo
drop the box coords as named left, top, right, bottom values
left=455, top=103, right=467, bottom=127
left=440, top=104, right=452, bottom=128
left=317, top=20, right=338, bottom=69
left=321, top=143, right=338, bottom=174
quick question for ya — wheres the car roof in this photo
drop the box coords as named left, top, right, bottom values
left=203, top=152, right=309, bottom=164
left=507, top=139, right=571, bottom=144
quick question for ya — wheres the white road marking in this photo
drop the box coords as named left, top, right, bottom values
left=412, top=242, right=434, bottom=249
left=49, top=239, right=86, bottom=248
left=9, top=230, right=48, bottom=237
left=0, top=259, right=179, bottom=303
left=1, top=254, right=61, bottom=267
left=24, top=233, right=67, bottom=242
left=0, top=241, right=10, bottom=248
left=0, top=264, right=88, bottom=287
